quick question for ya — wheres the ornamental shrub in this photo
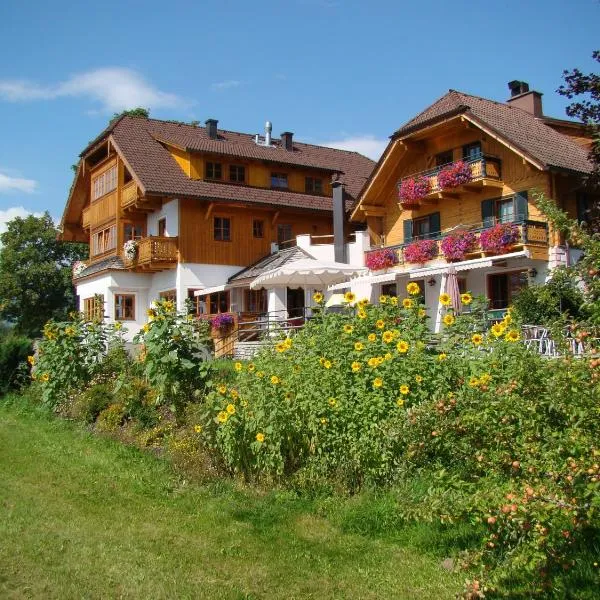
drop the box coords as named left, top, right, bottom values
left=437, top=160, right=472, bottom=189
left=479, top=223, right=519, bottom=254
left=440, top=230, right=477, bottom=262
left=403, top=239, right=438, bottom=263
left=0, top=332, right=32, bottom=395
left=365, top=248, right=399, bottom=271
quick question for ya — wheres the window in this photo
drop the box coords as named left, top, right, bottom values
left=244, top=289, right=267, bottom=313
left=91, top=225, right=116, bottom=256
left=271, top=172, right=288, bottom=189
left=92, top=165, right=117, bottom=201
left=403, top=213, right=440, bottom=243
left=488, top=271, right=528, bottom=310
left=458, top=278, right=468, bottom=294
left=123, top=223, right=143, bottom=241
left=159, top=289, right=176, bottom=302
left=496, top=199, right=515, bottom=224
left=83, top=295, right=104, bottom=321
left=277, top=223, right=292, bottom=244
left=305, top=177, right=323, bottom=194
left=435, top=150, right=453, bottom=167
left=413, top=216, right=431, bottom=239
left=462, top=142, right=482, bottom=161
left=380, top=283, right=397, bottom=297
left=158, top=217, right=167, bottom=237
left=253, top=219, right=264, bottom=238
left=197, top=291, right=230, bottom=315
left=114, top=294, right=135, bottom=321
left=482, top=192, right=528, bottom=227
left=229, top=165, right=245, bottom=183
left=214, top=217, right=231, bottom=241
left=206, top=162, right=222, bottom=180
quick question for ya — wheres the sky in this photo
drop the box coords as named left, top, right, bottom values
left=0, top=0, right=598, bottom=232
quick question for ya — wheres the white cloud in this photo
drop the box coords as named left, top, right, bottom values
left=0, top=67, right=186, bottom=113
left=210, top=80, right=241, bottom=92
left=0, top=206, right=44, bottom=236
left=0, top=171, right=37, bottom=194
left=321, top=135, right=388, bottom=160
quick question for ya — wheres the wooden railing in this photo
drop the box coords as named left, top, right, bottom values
left=365, top=220, right=549, bottom=267
left=82, top=191, right=117, bottom=229
left=120, top=181, right=138, bottom=209
left=133, top=236, right=178, bottom=268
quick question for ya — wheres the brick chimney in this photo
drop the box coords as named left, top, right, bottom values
left=281, top=131, right=294, bottom=151
left=506, top=81, right=543, bottom=117
left=205, top=118, right=218, bottom=139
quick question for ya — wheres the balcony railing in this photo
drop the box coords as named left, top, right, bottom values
left=365, top=219, right=548, bottom=267
left=126, top=236, right=179, bottom=270
left=398, top=154, right=503, bottom=202
left=120, top=181, right=138, bottom=210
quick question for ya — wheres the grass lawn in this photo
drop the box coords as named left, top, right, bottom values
left=0, top=398, right=463, bottom=599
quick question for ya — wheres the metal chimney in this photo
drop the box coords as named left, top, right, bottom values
left=332, top=180, right=347, bottom=263
left=265, top=121, right=272, bottom=147
left=205, top=119, right=218, bottom=139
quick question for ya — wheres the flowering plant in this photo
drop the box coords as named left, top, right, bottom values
left=440, top=230, right=477, bottom=261
left=437, top=160, right=472, bottom=189
left=403, top=239, right=438, bottom=264
left=365, top=248, right=399, bottom=271
left=211, top=313, right=234, bottom=330
left=480, top=223, right=520, bottom=254
left=398, top=176, right=430, bottom=206
left=72, top=261, right=87, bottom=277
left=123, top=240, right=138, bottom=261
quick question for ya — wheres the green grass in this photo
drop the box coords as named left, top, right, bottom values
left=0, top=397, right=463, bottom=599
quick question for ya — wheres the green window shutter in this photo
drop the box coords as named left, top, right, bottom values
left=403, top=219, right=413, bottom=243
left=428, top=212, right=441, bottom=238
left=576, top=192, right=589, bottom=223
left=481, top=198, right=495, bottom=227
left=514, top=191, right=529, bottom=222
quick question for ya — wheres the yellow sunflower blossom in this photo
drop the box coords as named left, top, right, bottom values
left=384, top=352, right=392, bottom=361
left=415, top=374, right=423, bottom=383
left=319, top=357, right=326, bottom=366
left=468, top=376, right=480, bottom=388
left=321, top=417, right=328, bottom=425
left=256, top=432, right=265, bottom=443
left=491, top=323, right=506, bottom=338
left=194, top=425, right=203, bottom=433
left=418, top=308, right=427, bottom=318
left=247, top=363, right=255, bottom=372
left=438, top=353, right=448, bottom=361
left=217, top=411, right=228, bottom=423
left=114, top=322, right=122, bottom=331
left=503, top=314, right=513, bottom=325
left=402, top=298, right=414, bottom=309
left=460, top=293, right=473, bottom=305
left=376, top=356, right=384, bottom=365
left=406, top=282, right=421, bottom=295
left=27, top=355, right=35, bottom=366
left=357, top=310, right=367, bottom=320
left=354, top=341, right=364, bottom=352
left=379, top=295, right=388, bottom=304
left=65, top=326, right=76, bottom=337
left=142, top=324, right=150, bottom=333
left=234, top=362, right=243, bottom=371
left=276, top=342, right=287, bottom=353
left=358, top=298, right=369, bottom=308
left=230, top=389, right=239, bottom=399
left=283, top=337, right=293, bottom=349
left=373, top=377, right=383, bottom=388
left=351, top=361, right=362, bottom=372
left=313, top=292, right=324, bottom=303
left=323, top=360, right=332, bottom=369
left=505, top=329, right=520, bottom=342
left=226, top=404, right=236, bottom=415
left=328, top=397, right=337, bottom=407
left=396, top=398, right=405, bottom=407
left=439, top=293, right=452, bottom=306
left=390, top=296, right=398, bottom=306
left=256, top=371, right=265, bottom=378
left=40, top=373, right=50, bottom=382
left=472, top=333, right=483, bottom=345
left=399, top=384, right=410, bottom=395
left=218, top=384, right=227, bottom=394
left=343, top=324, right=354, bottom=334
left=367, top=357, right=379, bottom=368
left=382, top=330, right=394, bottom=343
left=368, top=333, right=377, bottom=343
left=443, top=314, right=455, bottom=327
left=375, top=319, right=385, bottom=329
left=270, top=375, right=280, bottom=385
left=146, top=308, right=156, bottom=319
left=479, top=373, right=492, bottom=385
left=344, top=291, right=356, bottom=304
left=396, top=340, right=409, bottom=353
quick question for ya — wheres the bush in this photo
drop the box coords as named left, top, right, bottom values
left=0, top=333, right=32, bottom=395
left=70, top=383, right=114, bottom=423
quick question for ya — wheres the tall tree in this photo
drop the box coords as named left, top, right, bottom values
left=0, top=213, right=88, bottom=337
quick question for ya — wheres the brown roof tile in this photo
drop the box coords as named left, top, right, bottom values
left=109, top=117, right=374, bottom=211
left=393, top=90, right=592, bottom=174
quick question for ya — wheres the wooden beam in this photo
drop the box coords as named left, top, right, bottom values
left=271, top=210, right=280, bottom=226
left=359, top=204, right=386, bottom=216
left=204, top=202, right=214, bottom=221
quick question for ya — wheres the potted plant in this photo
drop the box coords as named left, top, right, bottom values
left=210, top=313, right=234, bottom=333
left=365, top=248, right=399, bottom=271
left=403, top=239, right=438, bottom=264
left=72, top=261, right=87, bottom=277
left=398, top=175, right=431, bottom=208
left=437, top=160, right=472, bottom=189
left=123, top=240, right=138, bottom=261
left=479, top=223, right=520, bottom=254
left=440, top=230, right=477, bottom=262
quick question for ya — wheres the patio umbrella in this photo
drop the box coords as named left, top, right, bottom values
left=250, top=258, right=366, bottom=289
left=445, top=266, right=462, bottom=315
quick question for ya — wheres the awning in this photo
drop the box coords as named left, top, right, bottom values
left=409, top=250, right=530, bottom=278
left=194, top=284, right=227, bottom=297
left=328, top=269, right=406, bottom=291
left=250, top=259, right=366, bottom=289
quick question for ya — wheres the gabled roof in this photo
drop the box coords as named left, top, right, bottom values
left=228, top=245, right=313, bottom=283
left=99, top=116, right=374, bottom=212
left=392, top=90, right=592, bottom=174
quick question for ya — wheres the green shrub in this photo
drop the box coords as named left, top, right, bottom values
left=70, top=383, right=114, bottom=423
left=96, top=403, right=126, bottom=432
left=0, top=333, right=32, bottom=395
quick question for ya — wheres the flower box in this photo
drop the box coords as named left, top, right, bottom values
left=403, top=239, right=438, bottom=264
left=398, top=175, right=430, bottom=207
left=123, top=240, right=138, bottom=261
left=210, top=313, right=234, bottom=332
left=365, top=248, right=399, bottom=271
left=479, top=223, right=519, bottom=254
left=437, top=160, right=472, bottom=189
left=440, top=230, right=477, bottom=262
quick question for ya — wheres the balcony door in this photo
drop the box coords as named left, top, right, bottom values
left=488, top=271, right=528, bottom=309
left=287, top=287, right=305, bottom=319
left=158, top=217, right=167, bottom=237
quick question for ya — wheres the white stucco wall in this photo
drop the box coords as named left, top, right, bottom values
left=147, top=198, right=179, bottom=237
left=176, top=263, right=245, bottom=311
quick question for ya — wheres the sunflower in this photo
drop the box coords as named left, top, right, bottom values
left=439, top=293, right=452, bottom=306
left=357, top=310, right=367, bottom=320
left=460, top=293, right=473, bottom=305
left=396, top=340, right=409, bottom=353
left=313, top=292, right=324, bottom=303
left=320, top=417, right=328, bottom=425
left=230, top=389, right=239, bottom=399
left=468, top=376, right=480, bottom=388
left=438, top=353, right=448, bottom=361
left=276, top=342, right=287, bottom=353
left=443, top=314, right=455, bottom=327
left=40, top=373, right=50, bottom=382
left=328, top=397, right=337, bottom=407
left=382, top=330, right=394, bottom=343
left=234, top=362, right=243, bottom=371
left=396, top=398, right=405, bottom=407
left=344, top=291, right=356, bottom=304
left=218, top=384, right=227, bottom=394
left=226, top=404, right=236, bottom=415
left=399, top=384, right=410, bottom=395
left=351, top=361, right=362, bottom=372
left=270, top=375, right=280, bottom=385
left=384, top=352, right=392, bottom=361
left=379, top=295, right=388, bottom=304
left=402, top=298, right=414, bottom=309
left=503, top=314, right=512, bottom=325
left=343, top=324, right=354, bottom=334
left=491, top=323, right=506, bottom=337
left=194, top=425, right=202, bottom=433
left=354, top=341, right=364, bottom=352
left=27, top=355, right=35, bottom=366
left=418, top=308, right=427, bottom=318
left=375, top=319, right=385, bottom=329
left=479, top=373, right=492, bottom=384
left=256, top=432, right=265, bottom=443
left=323, top=360, right=332, bottom=369
left=217, top=411, right=228, bottom=423
left=367, top=357, right=379, bottom=368
left=415, top=375, right=423, bottom=383
left=319, top=357, right=326, bottom=366
left=390, top=296, right=398, bottom=306
left=505, top=329, right=520, bottom=342
left=247, top=363, right=256, bottom=372
left=406, top=282, right=421, bottom=296
left=373, top=377, right=383, bottom=388
left=256, top=371, right=265, bottom=378
left=471, top=333, right=483, bottom=345
left=368, top=333, right=377, bottom=342
left=283, top=338, right=293, bottom=349
left=358, top=298, right=369, bottom=308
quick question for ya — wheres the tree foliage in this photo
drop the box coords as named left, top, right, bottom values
left=110, top=107, right=150, bottom=123
left=0, top=213, right=88, bottom=337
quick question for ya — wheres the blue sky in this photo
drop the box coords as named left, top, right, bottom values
left=0, top=0, right=597, bottom=230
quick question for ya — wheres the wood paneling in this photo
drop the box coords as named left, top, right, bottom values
left=179, top=199, right=332, bottom=265
left=82, top=191, right=117, bottom=229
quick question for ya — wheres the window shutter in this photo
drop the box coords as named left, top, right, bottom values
left=481, top=198, right=495, bottom=227
left=403, top=219, right=413, bottom=243
left=576, top=192, right=589, bottom=223
left=514, top=191, right=529, bottom=222
left=428, top=212, right=441, bottom=238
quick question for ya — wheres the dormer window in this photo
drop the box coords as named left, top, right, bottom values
left=271, top=173, right=288, bottom=189
left=206, top=161, right=222, bottom=180
left=305, top=177, right=323, bottom=194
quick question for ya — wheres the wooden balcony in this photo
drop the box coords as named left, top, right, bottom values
left=125, top=236, right=179, bottom=271
left=120, top=181, right=162, bottom=213
left=82, top=191, right=117, bottom=229
left=365, top=220, right=549, bottom=268
left=398, top=155, right=504, bottom=205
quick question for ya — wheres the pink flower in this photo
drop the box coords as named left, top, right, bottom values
left=399, top=176, right=431, bottom=203
left=437, top=161, right=472, bottom=189
left=440, top=231, right=476, bottom=261
left=365, top=248, right=399, bottom=271
left=479, top=223, right=519, bottom=254
left=403, top=239, right=438, bottom=264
